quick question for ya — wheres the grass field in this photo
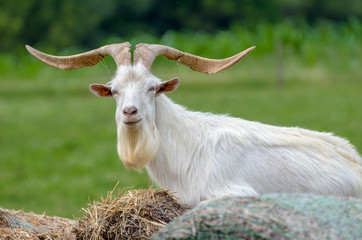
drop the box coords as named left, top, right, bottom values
left=0, top=23, right=361, bottom=218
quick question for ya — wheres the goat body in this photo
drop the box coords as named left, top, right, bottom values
left=146, top=87, right=362, bottom=206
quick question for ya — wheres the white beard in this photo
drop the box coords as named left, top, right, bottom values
left=117, top=122, right=160, bottom=171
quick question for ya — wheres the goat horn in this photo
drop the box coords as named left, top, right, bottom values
left=134, top=43, right=255, bottom=75
left=25, top=42, right=132, bottom=70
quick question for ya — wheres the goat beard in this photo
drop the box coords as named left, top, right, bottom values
left=117, top=122, right=160, bottom=171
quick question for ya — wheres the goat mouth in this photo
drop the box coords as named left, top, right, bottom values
left=123, top=119, right=142, bottom=127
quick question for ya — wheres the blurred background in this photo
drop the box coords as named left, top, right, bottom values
left=0, top=0, right=361, bottom=218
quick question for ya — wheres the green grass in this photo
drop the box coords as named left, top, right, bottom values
left=0, top=66, right=150, bottom=218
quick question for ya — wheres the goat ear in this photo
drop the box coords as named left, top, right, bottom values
left=89, top=84, right=113, bottom=97
left=156, top=78, right=180, bottom=96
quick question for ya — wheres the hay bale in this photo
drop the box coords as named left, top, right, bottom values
left=154, top=194, right=362, bottom=240
left=0, top=207, right=76, bottom=239
left=76, top=187, right=189, bottom=240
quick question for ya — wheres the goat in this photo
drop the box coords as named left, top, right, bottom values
left=26, top=42, right=362, bottom=206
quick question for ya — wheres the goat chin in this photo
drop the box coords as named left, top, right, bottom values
left=117, top=122, right=160, bottom=171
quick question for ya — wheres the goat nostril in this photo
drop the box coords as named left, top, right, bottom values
left=123, top=106, right=138, bottom=116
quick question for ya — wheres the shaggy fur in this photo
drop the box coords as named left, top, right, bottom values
left=110, top=66, right=161, bottom=170
left=92, top=64, right=362, bottom=207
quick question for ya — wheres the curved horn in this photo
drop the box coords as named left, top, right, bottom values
left=134, top=43, right=255, bottom=75
left=25, top=42, right=131, bottom=70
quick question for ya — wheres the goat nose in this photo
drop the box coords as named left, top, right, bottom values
left=123, top=106, right=138, bottom=116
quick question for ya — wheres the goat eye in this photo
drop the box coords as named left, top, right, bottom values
left=148, top=87, right=156, bottom=92
left=112, top=90, right=119, bottom=95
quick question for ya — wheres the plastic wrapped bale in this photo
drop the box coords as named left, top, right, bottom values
left=0, top=207, right=76, bottom=239
left=153, top=194, right=362, bottom=240
left=76, top=187, right=189, bottom=240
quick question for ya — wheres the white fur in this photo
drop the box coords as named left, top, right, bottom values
left=103, top=64, right=362, bottom=207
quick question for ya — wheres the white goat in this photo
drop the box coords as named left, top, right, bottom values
left=26, top=42, right=362, bottom=206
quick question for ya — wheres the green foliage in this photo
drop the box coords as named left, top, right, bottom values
left=2, top=20, right=360, bottom=79
left=0, top=0, right=116, bottom=51
left=0, top=0, right=361, bottom=52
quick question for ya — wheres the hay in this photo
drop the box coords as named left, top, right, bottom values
left=154, top=194, right=362, bottom=240
left=0, top=186, right=188, bottom=240
left=0, top=207, right=76, bottom=239
left=76, top=186, right=190, bottom=240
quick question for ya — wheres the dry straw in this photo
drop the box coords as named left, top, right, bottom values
left=0, top=185, right=189, bottom=240
left=76, top=184, right=189, bottom=239
left=0, top=207, right=76, bottom=239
